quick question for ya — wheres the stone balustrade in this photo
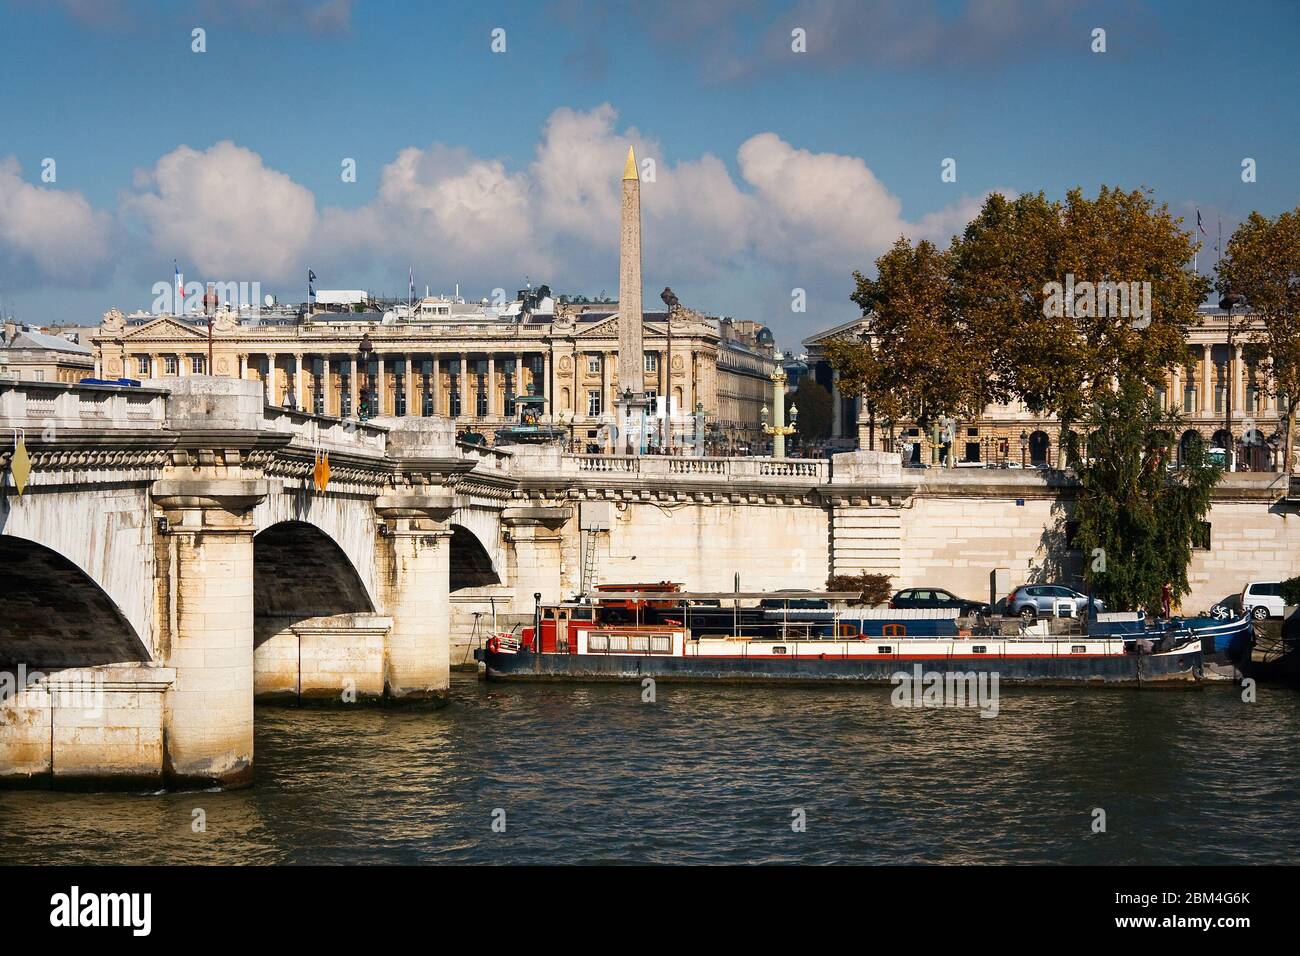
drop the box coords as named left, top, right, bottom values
left=0, top=380, right=169, bottom=432
left=565, top=453, right=829, bottom=482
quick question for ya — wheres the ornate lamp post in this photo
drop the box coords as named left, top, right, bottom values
left=1019, top=430, right=1028, bottom=468
left=761, top=368, right=797, bottom=458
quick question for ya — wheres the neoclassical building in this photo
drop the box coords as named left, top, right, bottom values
left=90, top=294, right=779, bottom=450
left=804, top=305, right=1294, bottom=470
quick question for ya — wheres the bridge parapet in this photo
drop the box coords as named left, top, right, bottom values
left=561, top=453, right=828, bottom=483
left=262, top=405, right=389, bottom=460
left=0, top=379, right=168, bottom=434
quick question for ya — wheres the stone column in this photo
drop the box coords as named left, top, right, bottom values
left=266, top=353, right=276, bottom=403
left=1234, top=345, right=1245, bottom=412
left=152, top=476, right=268, bottom=789
left=375, top=494, right=454, bottom=704
left=1171, top=366, right=1181, bottom=412
left=515, top=352, right=524, bottom=405
left=487, top=355, right=496, bottom=418
left=502, top=506, right=570, bottom=606
left=294, top=353, right=306, bottom=411
left=543, top=350, right=552, bottom=415
left=430, top=355, right=439, bottom=416
left=404, top=355, right=413, bottom=415
left=600, top=352, right=609, bottom=415
left=376, top=355, right=387, bottom=417
left=1201, top=344, right=1213, bottom=414
left=459, top=354, right=469, bottom=419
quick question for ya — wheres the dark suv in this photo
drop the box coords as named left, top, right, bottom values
left=890, top=588, right=991, bottom=617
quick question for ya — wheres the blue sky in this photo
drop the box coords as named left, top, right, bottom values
left=0, top=0, right=1297, bottom=349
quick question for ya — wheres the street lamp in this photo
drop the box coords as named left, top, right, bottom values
left=1020, top=430, right=1028, bottom=468
left=761, top=369, right=796, bottom=458
left=1220, top=291, right=1247, bottom=472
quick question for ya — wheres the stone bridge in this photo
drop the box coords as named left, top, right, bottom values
left=3, top=378, right=1296, bottom=789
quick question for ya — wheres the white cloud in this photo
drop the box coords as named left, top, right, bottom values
left=0, top=156, right=114, bottom=289
left=121, top=141, right=318, bottom=284
left=12, top=107, right=1000, bottom=336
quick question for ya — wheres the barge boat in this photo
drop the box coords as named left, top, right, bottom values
left=479, top=590, right=1203, bottom=687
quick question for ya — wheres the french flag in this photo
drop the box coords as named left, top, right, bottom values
left=174, top=260, right=184, bottom=313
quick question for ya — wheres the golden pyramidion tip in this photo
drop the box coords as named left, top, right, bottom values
left=622, top=145, right=638, bottom=181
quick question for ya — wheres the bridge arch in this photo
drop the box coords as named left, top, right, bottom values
left=253, top=491, right=382, bottom=613
left=450, top=523, right=501, bottom=591
left=0, top=534, right=150, bottom=667
left=253, top=520, right=376, bottom=618
left=252, top=520, right=380, bottom=701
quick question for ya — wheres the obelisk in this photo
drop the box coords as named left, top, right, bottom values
left=618, top=145, right=645, bottom=396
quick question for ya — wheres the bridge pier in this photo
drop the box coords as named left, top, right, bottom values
left=376, top=495, right=454, bottom=705
left=153, top=478, right=267, bottom=790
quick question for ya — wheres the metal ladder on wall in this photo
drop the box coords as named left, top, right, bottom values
left=582, top=530, right=600, bottom=596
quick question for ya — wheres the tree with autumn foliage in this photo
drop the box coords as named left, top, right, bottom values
left=827, top=185, right=1217, bottom=610
left=953, top=187, right=1208, bottom=429
left=1217, top=207, right=1300, bottom=472
left=825, top=238, right=985, bottom=456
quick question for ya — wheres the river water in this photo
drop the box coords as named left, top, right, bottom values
left=3, top=674, right=1299, bottom=865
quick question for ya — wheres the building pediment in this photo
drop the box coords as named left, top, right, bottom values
left=119, top=317, right=208, bottom=342
left=574, top=316, right=619, bottom=339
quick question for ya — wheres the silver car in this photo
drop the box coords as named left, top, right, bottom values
left=1006, top=584, right=1104, bottom=620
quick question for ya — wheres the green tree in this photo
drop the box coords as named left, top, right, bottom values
left=791, top=374, right=832, bottom=443
left=828, top=238, right=984, bottom=455
left=823, top=331, right=893, bottom=448
left=1217, top=207, right=1300, bottom=472
left=954, top=187, right=1208, bottom=428
left=1066, top=378, right=1220, bottom=612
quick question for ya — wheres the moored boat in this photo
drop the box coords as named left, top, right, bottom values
left=1087, top=610, right=1252, bottom=682
left=478, top=591, right=1203, bottom=687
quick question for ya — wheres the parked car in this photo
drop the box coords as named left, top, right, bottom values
left=1241, top=581, right=1285, bottom=620
left=1005, top=584, right=1105, bottom=620
left=890, top=588, right=991, bottom=617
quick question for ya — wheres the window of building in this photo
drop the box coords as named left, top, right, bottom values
left=476, top=373, right=489, bottom=417
left=644, top=353, right=658, bottom=373
left=164, top=356, right=177, bottom=375
left=340, top=374, right=352, bottom=417
left=449, top=376, right=461, bottom=417
left=137, top=356, right=150, bottom=376
left=587, top=354, right=601, bottom=375
left=1215, top=385, right=1226, bottom=414
left=33, top=369, right=45, bottom=382
left=1183, top=386, right=1197, bottom=412
left=395, top=370, right=406, bottom=416
left=587, top=389, right=602, bottom=416
left=191, top=355, right=206, bottom=374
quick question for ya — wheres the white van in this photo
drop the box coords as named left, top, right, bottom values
left=1241, top=581, right=1286, bottom=620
